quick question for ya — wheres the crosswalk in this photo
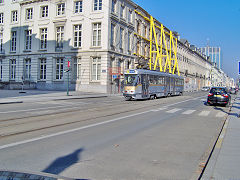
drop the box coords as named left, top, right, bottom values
left=152, top=107, right=227, bottom=118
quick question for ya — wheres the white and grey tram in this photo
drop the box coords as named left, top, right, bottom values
left=123, top=69, right=184, bottom=100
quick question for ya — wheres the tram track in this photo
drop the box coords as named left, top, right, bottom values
left=0, top=95, right=194, bottom=139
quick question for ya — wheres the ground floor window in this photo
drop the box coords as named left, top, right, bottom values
left=10, top=59, right=16, bottom=80
left=91, top=57, right=101, bottom=81
left=55, top=58, right=64, bottom=80
left=39, top=58, right=47, bottom=80
left=24, top=59, right=31, bottom=80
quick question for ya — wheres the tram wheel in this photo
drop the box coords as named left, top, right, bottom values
left=150, top=95, right=156, bottom=100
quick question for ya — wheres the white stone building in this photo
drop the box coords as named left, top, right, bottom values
left=0, top=0, right=137, bottom=93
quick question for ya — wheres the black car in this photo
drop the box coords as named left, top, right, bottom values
left=207, top=87, right=231, bottom=106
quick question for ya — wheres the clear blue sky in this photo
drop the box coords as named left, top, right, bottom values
left=133, top=0, right=240, bottom=79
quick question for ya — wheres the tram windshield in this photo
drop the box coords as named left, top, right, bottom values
left=125, top=74, right=138, bottom=86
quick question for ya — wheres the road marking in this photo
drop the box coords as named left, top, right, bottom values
left=0, top=95, right=206, bottom=150
left=182, top=110, right=196, bottom=115
left=166, top=108, right=181, bottom=113
left=151, top=107, right=167, bottom=112
left=158, top=107, right=167, bottom=111
left=216, top=111, right=226, bottom=118
left=198, top=111, right=210, bottom=116
left=200, top=99, right=206, bottom=101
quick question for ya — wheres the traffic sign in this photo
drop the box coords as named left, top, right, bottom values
left=68, top=61, right=70, bottom=68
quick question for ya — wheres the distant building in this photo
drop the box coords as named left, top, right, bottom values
left=199, top=47, right=222, bottom=69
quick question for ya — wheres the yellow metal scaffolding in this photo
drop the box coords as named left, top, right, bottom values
left=134, top=10, right=180, bottom=76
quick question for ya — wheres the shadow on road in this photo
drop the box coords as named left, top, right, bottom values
left=43, top=147, right=88, bottom=180
left=213, top=106, right=239, bottom=118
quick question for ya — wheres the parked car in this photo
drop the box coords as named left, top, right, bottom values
left=207, top=87, right=231, bottom=106
left=201, top=86, right=210, bottom=91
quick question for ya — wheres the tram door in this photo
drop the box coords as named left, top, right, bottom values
left=166, top=76, right=170, bottom=95
left=141, top=74, right=149, bottom=98
left=171, top=78, right=176, bottom=95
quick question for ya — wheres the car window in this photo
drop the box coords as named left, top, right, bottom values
left=210, top=88, right=226, bottom=94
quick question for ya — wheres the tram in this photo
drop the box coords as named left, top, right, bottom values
left=123, top=69, right=184, bottom=100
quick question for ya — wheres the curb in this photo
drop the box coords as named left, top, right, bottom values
left=0, top=101, right=23, bottom=105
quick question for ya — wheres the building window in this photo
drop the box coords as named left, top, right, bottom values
left=40, top=6, right=48, bottom=18
left=40, top=28, right=47, bottom=49
left=94, top=0, right=102, bottom=11
left=137, top=21, right=141, bottom=34
left=128, top=10, right=132, bottom=23
left=24, top=59, right=31, bottom=80
left=25, top=30, right=32, bottom=50
left=91, top=57, right=101, bottom=81
left=0, top=59, right=2, bottom=80
left=128, top=31, right=132, bottom=53
left=55, top=58, right=64, bottom=80
left=120, top=4, right=125, bottom=19
left=10, top=59, right=16, bottom=80
left=10, top=31, right=17, bottom=52
left=57, top=3, right=65, bottom=16
left=0, top=13, right=3, bottom=24
left=56, top=26, right=64, bottom=48
left=136, top=41, right=140, bottom=55
left=39, top=58, right=46, bottom=80
left=74, top=1, right=83, bottom=13
left=119, top=27, right=124, bottom=51
left=111, top=0, right=116, bottom=13
left=73, top=24, right=82, bottom=48
left=92, top=23, right=101, bottom=47
left=110, top=23, right=115, bottom=47
left=0, top=33, right=3, bottom=53
left=0, top=0, right=3, bottom=4
left=72, top=57, right=81, bottom=80
left=11, top=10, right=18, bottom=22
left=26, top=8, right=33, bottom=20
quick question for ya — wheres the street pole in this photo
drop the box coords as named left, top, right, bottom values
left=66, top=60, right=71, bottom=96
left=67, top=70, right=69, bottom=96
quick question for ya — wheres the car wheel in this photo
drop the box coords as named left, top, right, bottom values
left=125, top=96, right=132, bottom=101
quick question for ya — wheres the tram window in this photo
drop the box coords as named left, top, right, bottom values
left=149, top=75, right=155, bottom=84
left=161, top=77, right=165, bottom=85
left=154, top=76, right=159, bottom=84
left=171, top=78, right=174, bottom=85
left=125, top=75, right=137, bottom=86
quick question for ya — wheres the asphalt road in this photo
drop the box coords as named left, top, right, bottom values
left=0, top=92, right=233, bottom=180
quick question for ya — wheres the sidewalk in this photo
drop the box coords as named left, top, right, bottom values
left=202, top=95, right=240, bottom=179
left=0, top=90, right=114, bottom=104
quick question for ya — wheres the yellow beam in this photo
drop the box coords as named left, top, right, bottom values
left=133, top=12, right=180, bottom=76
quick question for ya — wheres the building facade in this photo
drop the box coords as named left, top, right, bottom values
left=0, top=0, right=230, bottom=93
